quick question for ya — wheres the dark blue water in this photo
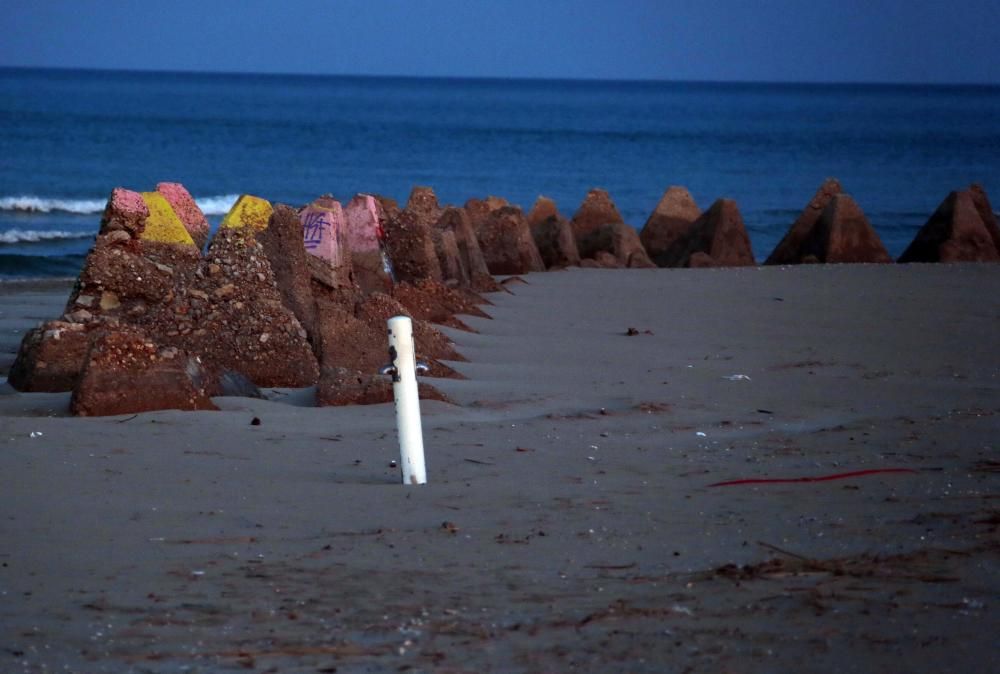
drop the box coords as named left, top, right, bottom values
left=2, top=67, right=999, bottom=277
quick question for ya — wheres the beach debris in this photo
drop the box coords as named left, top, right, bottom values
left=344, top=194, right=395, bottom=295
left=765, top=178, right=843, bottom=265
left=584, top=561, right=637, bottom=570
left=468, top=203, right=546, bottom=275
left=527, top=196, right=581, bottom=268
left=29, top=431, right=43, bottom=438
left=669, top=198, right=756, bottom=267
left=898, top=184, right=1000, bottom=262
left=300, top=195, right=355, bottom=290
left=578, top=221, right=656, bottom=268
left=634, top=401, right=671, bottom=413
left=569, top=188, right=625, bottom=248
left=384, top=319, right=429, bottom=487
left=696, top=431, right=707, bottom=437
left=723, top=373, right=752, bottom=381
left=972, top=459, right=1000, bottom=474
left=441, top=521, right=459, bottom=534
left=712, top=541, right=966, bottom=583
left=708, top=467, right=918, bottom=487
left=574, top=599, right=695, bottom=629
left=640, top=186, right=702, bottom=267
left=625, top=327, right=640, bottom=336
left=70, top=328, right=218, bottom=416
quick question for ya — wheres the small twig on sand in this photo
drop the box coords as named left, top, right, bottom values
left=757, top=541, right=812, bottom=561
left=585, top=562, right=637, bottom=570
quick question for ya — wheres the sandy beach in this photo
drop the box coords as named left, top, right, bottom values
left=1, top=264, right=998, bottom=672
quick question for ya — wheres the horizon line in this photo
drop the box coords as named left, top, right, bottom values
left=1, top=64, right=998, bottom=89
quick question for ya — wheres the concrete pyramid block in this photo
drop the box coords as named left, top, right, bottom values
left=765, top=179, right=842, bottom=265
left=675, top=198, right=755, bottom=267
left=221, top=194, right=273, bottom=231
left=140, top=192, right=196, bottom=246
left=899, top=185, right=1000, bottom=263
left=570, top=188, right=624, bottom=247
left=156, top=182, right=210, bottom=249
left=344, top=194, right=394, bottom=295
left=300, top=196, right=354, bottom=290
left=801, top=194, right=891, bottom=264
left=528, top=196, right=580, bottom=269
left=640, top=186, right=701, bottom=267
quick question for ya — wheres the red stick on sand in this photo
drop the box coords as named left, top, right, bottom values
left=708, top=468, right=918, bottom=487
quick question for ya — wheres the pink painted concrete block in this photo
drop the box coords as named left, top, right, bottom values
left=99, top=187, right=149, bottom=236
left=343, top=194, right=384, bottom=254
left=300, top=196, right=348, bottom=267
left=157, top=182, right=210, bottom=249
left=343, top=194, right=394, bottom=294
left=112, top=187, right=147, bottom=215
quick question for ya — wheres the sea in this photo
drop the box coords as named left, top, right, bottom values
left=2, top=67, right=999, bottom=278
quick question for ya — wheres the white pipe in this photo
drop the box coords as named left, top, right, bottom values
left=387, top=316, right=427, bottom=485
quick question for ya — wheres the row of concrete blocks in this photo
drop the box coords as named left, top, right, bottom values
left=102, top=179, right=1000, bottom=289
left=629, top=179, right=1000, bottom=266
left=7, top=184, right=492, bottom=414
left=533, top=179, right=1000, bottom=268
left=8, top=178, right=997, bottom=416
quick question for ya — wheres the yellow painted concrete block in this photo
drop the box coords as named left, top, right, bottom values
left=221, top=194, right=273, bottom=231
left=140, top=192, right=195, bottom=245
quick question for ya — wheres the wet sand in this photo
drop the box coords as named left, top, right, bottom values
left=1, top=265, right=998, bottom=672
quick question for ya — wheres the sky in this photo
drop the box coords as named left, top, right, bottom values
left=2, top=0, right=999, bottom=84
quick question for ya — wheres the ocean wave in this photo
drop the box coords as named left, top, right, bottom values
left=0, top=193, right=241, bottom=216
left=0, top=229, right=92, bottom=244
left=196, top=194, right=241, bottom=215
left=0, top=196, right=106, bottom=214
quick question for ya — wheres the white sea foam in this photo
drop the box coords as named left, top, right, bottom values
left=195, top=194, right=241, bottom=215
left=0, top=229, right=91, bottom=244
left=0, top=196, right=106, bottom=214
left=0, top=193, right=241, bottom=216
